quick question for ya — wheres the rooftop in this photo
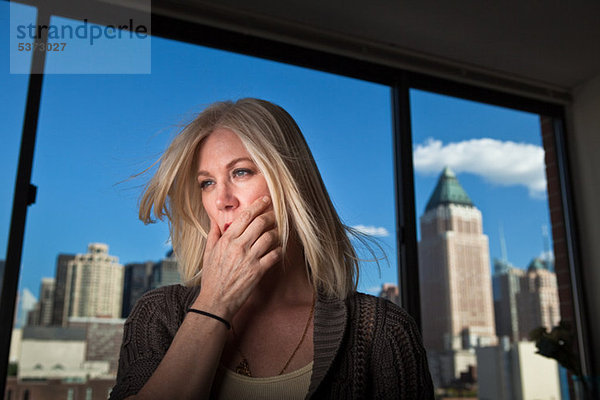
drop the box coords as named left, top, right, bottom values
left=425, top=167, right=474, bottom=212
left=22, top=326, right=86, bottom=341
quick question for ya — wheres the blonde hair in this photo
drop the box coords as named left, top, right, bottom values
left=139, top=98, right=364, bottom=299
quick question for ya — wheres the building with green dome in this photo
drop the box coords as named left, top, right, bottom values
left=418, top=167, right=497, bottom=387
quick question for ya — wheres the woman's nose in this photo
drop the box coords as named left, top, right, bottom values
left=215, top=182, right=239, bottom=210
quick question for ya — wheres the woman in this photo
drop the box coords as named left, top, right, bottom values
left=110, top=98, right=433, bottom=399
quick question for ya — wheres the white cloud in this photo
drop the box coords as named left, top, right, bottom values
left=352, top=225, right=390, bottom=237
left=413, top=138, right=547, bottom=198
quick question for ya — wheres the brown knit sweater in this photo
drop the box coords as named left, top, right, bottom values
left=110, top=285, right=434, bottom=399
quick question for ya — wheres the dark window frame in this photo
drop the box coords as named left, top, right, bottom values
left=1, top=2, right=592, bottom=394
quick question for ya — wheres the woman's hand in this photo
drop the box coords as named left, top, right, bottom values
left=194, top=195, right=281, bottom=320
left=126, top=196, right=281, bottom=400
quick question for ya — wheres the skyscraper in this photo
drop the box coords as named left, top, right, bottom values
left=52, top=243, right=123, bottom=326
left=151, top=249, right=180, bottom=289
left=38, top=278, right=55, bottom=326
left=121, top=250, right=181, bottom=318
left=492, top=259, right=524, bottom=342
left=52, top=253, right=76, bottom=326
left=121, top=261, right=154, bottom=318
left=27, top=278, right=56, bottom=326
left=517, top=258, right=560, bottom=340
left=418, top=167, right=497, bottom=385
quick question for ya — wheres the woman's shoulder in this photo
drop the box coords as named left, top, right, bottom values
left=126, top=284, right=200, bottom=333
left=347, top=292, right=421, bottom=338
left=346, top=293, right=434, bottom=398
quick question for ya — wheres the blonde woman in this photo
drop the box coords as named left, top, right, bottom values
left=111, top=98, right=433, bottom=399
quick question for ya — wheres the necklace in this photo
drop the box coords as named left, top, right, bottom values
left=232, top=295, right=316, bottom=377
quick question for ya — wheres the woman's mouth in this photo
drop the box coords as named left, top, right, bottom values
left=223, top=223, right=231, bottom=232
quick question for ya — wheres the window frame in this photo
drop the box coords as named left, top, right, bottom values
left=0, top=1, right=592, bottom=393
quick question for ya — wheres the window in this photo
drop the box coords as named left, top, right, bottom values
left=3, top=17, right=396, bottom=389
left=1, top=2, right=584, bottom=399
left=411, top=89, right=566, bottom=398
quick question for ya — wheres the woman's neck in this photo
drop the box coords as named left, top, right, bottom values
left=246, top=236, right=313, bottom=310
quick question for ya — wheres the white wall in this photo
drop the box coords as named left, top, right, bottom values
left=19, top=339, right=85, bottom=378
left=568, top=71, right=600, bottom=377
left=476, top=341, right=561, bottom=400
left=514, top=342, right=561, bottom=400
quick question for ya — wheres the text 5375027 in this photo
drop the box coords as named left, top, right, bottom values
left=18, top=42, right=67, bottom=52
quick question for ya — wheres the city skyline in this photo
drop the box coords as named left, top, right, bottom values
left=16, top=242, right=180, bottom=326
left=414, top=164, right=562, bottom=396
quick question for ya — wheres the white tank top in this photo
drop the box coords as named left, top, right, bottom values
left=212, top=362, right=313, bottom=400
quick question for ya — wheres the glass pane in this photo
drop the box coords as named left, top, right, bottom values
left=411, top=89, right=564, bottom=399
left=4, top=27, right=395, bottom=391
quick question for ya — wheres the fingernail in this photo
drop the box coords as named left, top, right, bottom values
left=263, top=196, right=271, bottom=204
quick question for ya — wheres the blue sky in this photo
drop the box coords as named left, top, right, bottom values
left=2, top=3, right=551, bottom=300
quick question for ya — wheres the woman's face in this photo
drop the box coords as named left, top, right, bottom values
left=197, top=128, right=271, bottom=234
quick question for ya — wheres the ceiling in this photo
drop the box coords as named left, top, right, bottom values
left=20, top=0, right=600, bottom=94
left=167, top=0, right=600, bottom=92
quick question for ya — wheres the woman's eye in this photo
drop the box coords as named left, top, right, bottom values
left=233, top=168, right=253, bottom=178
left=199, top=180, right=214, bottom=190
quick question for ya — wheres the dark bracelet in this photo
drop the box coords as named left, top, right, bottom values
left=186, top=308, right=231, bottom=330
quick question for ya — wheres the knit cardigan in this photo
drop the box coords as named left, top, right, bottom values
left=110, top=285, right=434, bottom=399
